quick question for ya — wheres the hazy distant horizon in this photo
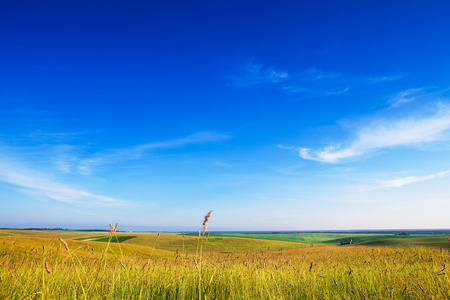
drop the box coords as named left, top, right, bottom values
left=3, top=225, right=450, bottom=235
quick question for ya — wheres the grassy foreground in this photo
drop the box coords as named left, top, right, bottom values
left=1, top=230, right=450, bottom=299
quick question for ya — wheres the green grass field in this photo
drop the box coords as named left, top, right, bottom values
left=1, top=229, right=450, bottom=299
left=207, top=231, right=450, bottom=248
left=216, top=232, right=395, bottom=244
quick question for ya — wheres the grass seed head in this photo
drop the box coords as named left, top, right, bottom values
left=203, top=210, right=213, bottom=226
left=58, top=238, right=69, bottom=251
left=109, top=222, right=119, bottom=235
left=142, top=262, right=148, bottom=271
left=45, top=261, right=52, bottom=273
left=202, top=210, right=213, bottom=234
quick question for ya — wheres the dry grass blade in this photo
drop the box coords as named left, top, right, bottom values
left=194, top=259, right=200, bottom=272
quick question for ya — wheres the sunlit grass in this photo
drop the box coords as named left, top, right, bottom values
left=1, top=229, right=450, bottom=299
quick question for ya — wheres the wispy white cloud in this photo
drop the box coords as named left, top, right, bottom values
left=379, top=171, right=449, bottom=188
left=366, top=74, right=406, bottom=83
left=361, top=171, right=449, bottom=192
left=228, top=62, right=402, bottom=97
left=388, top=88, right=424, bottom=108
left=272, top=161, right=305, bottom=175
left=295, top=104, right=450, bottom=163
left=227, top=61, right=288, bottom=87
left=28, top=130, right=84, bottom=142
left=273, top=168, right=299, bottom=175
left=301, top=67, right=342, bottom=81
left=77, top=131, right=231, bottom=175
left=0, top=158, right=123, bottom=205
left=51, top=144, right=83, bottom=173
left=213, top=160, right=235, bottom=168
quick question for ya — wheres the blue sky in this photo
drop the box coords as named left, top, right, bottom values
left=1, top=1, right=450, bottom=231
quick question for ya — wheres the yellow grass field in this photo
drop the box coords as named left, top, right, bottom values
left=1, top=229, right=450, bottom=299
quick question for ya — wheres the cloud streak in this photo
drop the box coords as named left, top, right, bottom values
left=379, top=171, right=449, bottom=188
left=388, top=88, right=424, bottom=108
left=281, top=69, right=402, bottom=97
left=296, top=105, right=450, bottom=163
left=228, top=62, right=401, bottom=97
left=77, top=131, right=231, bottom=175
left=361, top=171, right=449, bottom=192
left=28, top=130, right=84, bottom=142
left=227, top=61, right=288, bottom=87
left=0, top=158, right=122, bottom=205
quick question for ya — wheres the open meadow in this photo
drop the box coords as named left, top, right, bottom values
left=3, top=2, right=450, bottom=299
left=1, top=229, right=450, bottom=299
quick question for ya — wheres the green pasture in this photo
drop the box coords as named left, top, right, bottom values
left=361, top=235, right=450, bottom=248
left=215, top=232, right=450, bottom=248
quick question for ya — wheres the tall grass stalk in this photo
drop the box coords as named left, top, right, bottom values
left=58, top=238, right=87, bottom=300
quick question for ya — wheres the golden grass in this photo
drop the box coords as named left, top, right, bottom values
left=1, top=225, right=450, bottom=299
left=1, top=234, right=450, bottom=299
